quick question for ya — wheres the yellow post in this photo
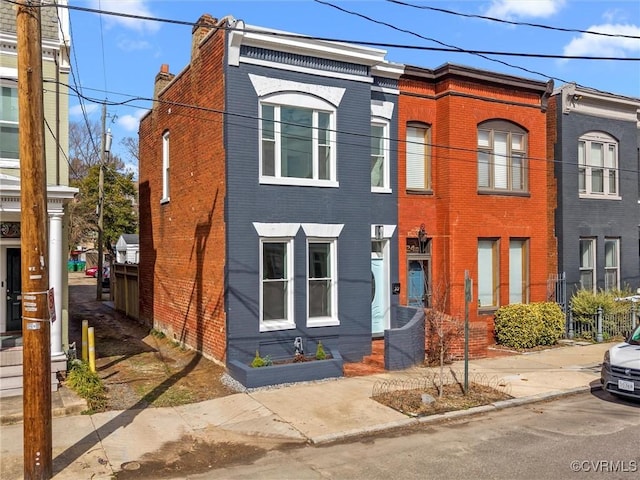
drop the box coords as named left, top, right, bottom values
left=88, top=327, right=96, bottom=373
left=82, top=319, right=88, bottom=362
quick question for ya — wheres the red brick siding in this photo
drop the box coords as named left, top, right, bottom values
left=399, top=74, right=554, bottom=354
left=138, top=29, right=227, bottom=361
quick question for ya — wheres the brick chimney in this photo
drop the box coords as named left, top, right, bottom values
left=191, top=14, right=218, bottom=61
left=153, top=64, right=174, bottom=101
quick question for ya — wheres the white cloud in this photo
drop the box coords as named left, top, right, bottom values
left=117, top=109, right=148, bottom=132
left=89, top=0, right=160, bottom=34
left=69, top=103, right=98, bottom=117
left=562, top=24, right=640, bottom=59
left=484, top=0, right=566, bottom=20
left=116, top=35, right=151, bottom=52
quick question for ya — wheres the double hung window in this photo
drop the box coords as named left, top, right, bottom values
left=308, top=240, right=337, bottom=323
left=478, top=121, right=527, bottom=192
left=604, top=238, right=620, bottom=291
left=260, top=95, right=336, bottom=186
left=578, top=132, right=619, bottom=198
left=509, top=239, right=529, bottom=304
left=261, top=239, right=294, bottom=330
left=0, top=85, right=19, bottom=162
left=579, top=238, right=596, bottom=292
left=478, top=239, right=499, bottom=308
left=371, top=121, right=390, bottom=192
left=162, top=131, right=170, bottom=202
left=406, top=123, right=431, bottom=191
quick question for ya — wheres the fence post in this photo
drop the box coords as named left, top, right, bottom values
left=567, top=301, right=574, bottom=339
left=633, top=303, right=638, bottom=330
left=596, top=306, right=603, bottom=343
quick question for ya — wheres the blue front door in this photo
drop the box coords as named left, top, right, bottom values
left=408, top=260, right=424, bottom=307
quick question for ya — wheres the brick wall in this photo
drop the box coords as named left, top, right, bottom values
left=399, top=69, right=554, bottom=355
left=138, top=26, right=227, bottom=361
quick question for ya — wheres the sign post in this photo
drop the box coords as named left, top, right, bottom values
left=464, top=271, right=473, bottom=394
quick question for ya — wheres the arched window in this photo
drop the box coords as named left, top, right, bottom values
left=477, top=120, right=527, bottom=192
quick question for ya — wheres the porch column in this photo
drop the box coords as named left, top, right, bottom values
left=49, top=213, right=63, bottom=356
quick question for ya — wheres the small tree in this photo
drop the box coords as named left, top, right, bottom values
left=425, top=279, right=463, bottom=398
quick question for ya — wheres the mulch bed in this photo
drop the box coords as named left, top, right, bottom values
left=373, top=382, right=512, bottom=417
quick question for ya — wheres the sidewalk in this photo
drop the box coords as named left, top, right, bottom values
left=0, top=341, right=610, bottom=480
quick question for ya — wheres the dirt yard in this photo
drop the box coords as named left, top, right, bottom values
left=67, top=273, right=235, bottom=411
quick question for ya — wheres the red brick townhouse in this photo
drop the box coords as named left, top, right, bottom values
left=397, top=64, right=557, bottom=357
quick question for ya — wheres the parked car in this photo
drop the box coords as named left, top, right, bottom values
left=85, top=266, right=99, bottom=277
left=601, top=324, right=640, bottom=400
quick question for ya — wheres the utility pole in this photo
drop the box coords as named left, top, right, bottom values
left=16, top=1, right=52, bottom=478
left=96, top=104, right=108, bottom=300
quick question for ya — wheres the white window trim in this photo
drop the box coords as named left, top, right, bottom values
left=578, top=132, right=621, bottom=200
left=604, top=238, right=620, bottom=291
left=249, top=74, right=346, bottom=107
left=161, top=131, right=170, bottom=203
left=0, top=77, right=19, bottom=168
left=259, top=237, right=296, bottom=332
left=258, top=93, right=339, bottom=187
left=371, top=118, right=391, bottom=193
left=301, top=223, right=343, bottom=327
left=306, top=237, right=339, bottom=328
left=579, top=238, right=596, bottom=293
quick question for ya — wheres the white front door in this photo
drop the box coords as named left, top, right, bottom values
left=371, top=240, right=389, bottom=336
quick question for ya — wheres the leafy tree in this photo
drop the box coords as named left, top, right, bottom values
left=68, top=120, right=137, bottom=252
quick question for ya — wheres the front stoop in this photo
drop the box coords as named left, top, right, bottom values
left=0, top=348, right=66, bottom=398
left=343, top=340, right=386, bottom=377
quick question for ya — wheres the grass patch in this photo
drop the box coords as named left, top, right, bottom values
left=134, top=384, right=195, bottom=407
left=150, top=329, right=166, bottom=339
left=65, top=359, right=108, bottom=413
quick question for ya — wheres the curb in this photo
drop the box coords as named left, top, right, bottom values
left=310, top=384, right=602, bottom=445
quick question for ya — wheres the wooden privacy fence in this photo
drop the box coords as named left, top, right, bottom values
left=112, top=263, right=139, bottom=320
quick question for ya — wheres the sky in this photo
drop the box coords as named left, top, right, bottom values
left=66, top=0, right=640, bottom=171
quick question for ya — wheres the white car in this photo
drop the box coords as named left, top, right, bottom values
left=601, top=324, right=640, bottom=400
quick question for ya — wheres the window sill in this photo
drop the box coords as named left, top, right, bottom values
left=579, top=194, right=621, bottom=201
left=477, top=189, right=530, bottom=198
left=406, top=188, right=433, bottom=195
left=477, top=307, right=498, bottom=315
left=307, top=317, right=340, bottom=328
left=259, top=320, right=296, bottom=332
left=260, top=177, right=339, bottom=188
left=371, top=187, right=392, bottom=194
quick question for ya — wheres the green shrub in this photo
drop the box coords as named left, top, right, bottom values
left=571, top=288, right=633, bottom=318
left=315, top=341, right=327, bottom=360
left=535, top=302, right=565, bottom=345
left=250, top=351, right=272, bottom=368
left=251, top=350, right=265, bottom=368
left=65, top=359, right=107, bottom=413
left=494, top=302, right=564, bottom=349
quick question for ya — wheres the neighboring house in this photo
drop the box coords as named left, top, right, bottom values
left=0, top=0, right=77, bottom=395
left=549, top=84, right=640, bottom=295
left=397, top=64, right=555, bottom=356
left=138, top=14, right=403, bottom=385
left=116, top=233, right=139, bottom=264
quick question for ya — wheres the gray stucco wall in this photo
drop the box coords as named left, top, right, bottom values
left=555, top=109, right=640, bottom=295
left=224, top=62, right=398, bottom=364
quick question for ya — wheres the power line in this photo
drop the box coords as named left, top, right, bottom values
left=386, top=0, right=640, bottom=40
left=41, top=76, right=640, bottom=179
left=7, top=0, right=638, bottom=62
